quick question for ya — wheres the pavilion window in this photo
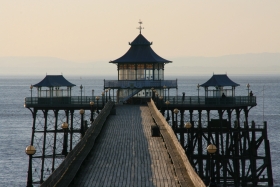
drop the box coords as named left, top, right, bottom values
left=137, top=64, right=145, bottom=80
left=119, top=69, right=124, bottom=80
left=118, top=64, right=124, bottom=80
left=145, top=64, right=153, bottom=80
left=123, top=69, right=128, bottom=80
left=159, top=64, right=164, bottom=80
left=128, top=64, right=136, bottom=80
left=159, top=69, right=163, bottom=80
left=154, top=69, right=159, bottom=80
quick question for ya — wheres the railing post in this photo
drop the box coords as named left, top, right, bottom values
left=80, top=109, right=85, bottom=138
left=30, top=85, right=33, bottom=104
left=96, top=96, right=100, bottom=114
left=105, top=89, right=108, bottom=103
left=80, top=85, right=83, bottom=104
left=180, top=110, right=184, bottom=146
left=102, top=92, right=105, bottom=107
left=90, top=101, right=94, bottom=123
left=61, top=122, right=69, bottom=157
left=165, top=101, right=170, bottom=121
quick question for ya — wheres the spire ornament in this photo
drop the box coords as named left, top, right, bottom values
left=137, top=20, right=144, bottom=34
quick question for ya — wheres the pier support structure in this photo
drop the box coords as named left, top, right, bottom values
left=163, top=106, right=273, bottom=187
left=25, top=107, right=96, bottom=185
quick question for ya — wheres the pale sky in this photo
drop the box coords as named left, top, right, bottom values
left=0, top=1, right=280, bottom=75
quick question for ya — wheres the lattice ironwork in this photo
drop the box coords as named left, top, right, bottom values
left=162, top=106, right=273, bottom=186
left=26, top=107, right=97, bottom=185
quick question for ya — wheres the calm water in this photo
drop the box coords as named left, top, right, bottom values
left=0, top=75, right=279, bottom=186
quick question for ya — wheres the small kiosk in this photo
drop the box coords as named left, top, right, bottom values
left=200, top=74, right=240, bottom=105
left=32, top=75, right=76, bottom=105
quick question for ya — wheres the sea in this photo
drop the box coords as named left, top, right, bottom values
left=0, top=75, right=279, bottom=186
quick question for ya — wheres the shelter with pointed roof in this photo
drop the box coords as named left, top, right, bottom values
left=105, top=21, right=177, bottom=103
left=34, top=75, right=76, bottom=88
left=33, top=75, right=76, bottom=98
left=200, top=74, right=240, bottom=97
left=110, top=33, right=172, bottom=81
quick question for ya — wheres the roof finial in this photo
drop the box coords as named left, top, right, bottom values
left=137, top=19, right=144, bottom=34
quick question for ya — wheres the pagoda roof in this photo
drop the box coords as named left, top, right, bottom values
left=110, top=34, right=172, bottom=64
left=33, top=75, right=76, bottom=88
left=200, top=74, right=240, bottom=87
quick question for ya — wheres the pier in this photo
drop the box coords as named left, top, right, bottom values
left=24, top=22, right=273, bottom=187
left=69, top=104, right=195, bottom=187
left=24, top=91, right=273, bottom=187
left=25, top=99, right=205, bottom=187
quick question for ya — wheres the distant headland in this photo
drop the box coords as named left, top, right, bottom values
left=1, top=53, right=280, bottom=76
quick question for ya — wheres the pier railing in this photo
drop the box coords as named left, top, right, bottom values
left=157, top=96, right=256, bottom=106
left=40, top=101, right=114, bottom=187
left=104, top=79, right=178, bottom=89
left=25, top=95, right=256, bottom=108
left=148, top=100, right=206, bottom=187
left=24, top=96, right=112, bottom=108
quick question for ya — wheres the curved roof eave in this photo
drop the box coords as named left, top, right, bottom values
left=110, top=46, right=172, bottom=64
left=200, top=74, right=240, bottom=87
left=33, top=75, right=76, bottom=88
left=110, top=34, right=172, bottom=64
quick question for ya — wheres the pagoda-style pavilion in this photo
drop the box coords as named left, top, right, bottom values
left=33, top=75, right=76, bottom=97
left=200, top=74, right=240, bottom=97
left=104, top=21, right=177, bottom=103
left=26, top=75, right=76, bottom=106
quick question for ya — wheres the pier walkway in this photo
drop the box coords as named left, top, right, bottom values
left=71, top=105, right=180, bottom=187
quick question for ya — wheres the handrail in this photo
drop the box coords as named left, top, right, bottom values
left=148, top=100, right=205, bottom=187
left=24, top=96, right=109, bottom=108
left=104, top=79, right=178, bottom=88
left=40, top=101, right=114, bottom=187
left=156, top=96, right=256, bottom=106
left=25, top=96, right=256, bottom=107
left=121, top=89, right=142, bottom=102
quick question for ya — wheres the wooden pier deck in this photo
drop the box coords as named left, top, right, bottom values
left=71, top=105, right=180, bottom=187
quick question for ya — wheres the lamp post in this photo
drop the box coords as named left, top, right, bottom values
left=90, top=101, right=94, bottom=123
left=61, top=122, right=69, bottom=157
left=92, top=89, right=94, bottom=101
left=108, top=88, right=111, bottom=101
left=159, top=96, right=163, bottom=112
left=168, top=88, right=170, bottom=101
left=30, top=85, right=33, bottom=104
left=96, top=96, right=100, bottom=114
left=173, top=108, right=179, bottom=130
left=151, top=87, right=154, bottom=98
left=165, top=101, right=170, bottom=121
left=155, top=92, right=158, bottom=107
left=113, top=89, right=115, bottom=102
left=247, top=83, right=250, bottom=96
left=102, top=92, right=105, bottom=107
left=197, top=84, right=200, bottom=104
left=207, top=144, right=217, bottom=187
left=80, top=85, right=83, bottom=104
left=80, top=109, right=85, bottom=137
left=163, top=85, right=167, bottom=101
left=185, top=122, right=192, bottom=156
left=105, top=89, right=108, bottom=103
left=26, top=145, right=36, bottom=187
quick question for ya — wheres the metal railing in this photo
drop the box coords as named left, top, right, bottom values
left=104, top=80, right=177, bottom=89
left=155, top=96, right=257, bottom=106
left=25, top=95, right=256, bottom=107
left=24, top=96, right=109, bottom=107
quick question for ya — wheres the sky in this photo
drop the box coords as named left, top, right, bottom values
left=0, top=1, right=280, bottom=76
